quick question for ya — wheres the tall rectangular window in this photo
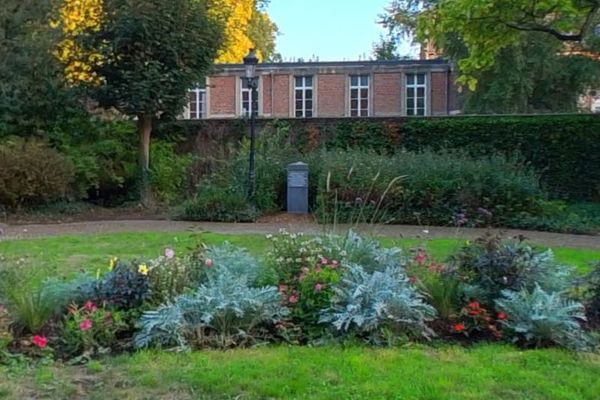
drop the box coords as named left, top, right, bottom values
left=350, top=75, right=369, bottom=117
left=294, top=76, right=313, bottom=118
left=241, top=78, right=259, bottom=117
left=406, top=73, right=427, bottom=116
left=187, top=87, right=205, bottom=119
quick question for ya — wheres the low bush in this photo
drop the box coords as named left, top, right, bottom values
left=448, top=234, right=573, bottom=307
left=0, top=137, right=75, bottom=209
left=60, top=301, right=127, bottom=359
left=495, top=285, right=593, bottom=350
left=316, top=150, right=544, bottom=226
left=203, top=243, right=262, bottom=285
left=135, top=271, right=288, bottom=349
left=579, top=261, right=600, bottom=329
left=320, top=265, right=436, bottom=341
left=146, top=248, right=203, bottom=306
left=179, top=181, right=259, bottom=222
left=81, top=260, right=150, bottom=310
left=509, top=201, right=600, bottom=235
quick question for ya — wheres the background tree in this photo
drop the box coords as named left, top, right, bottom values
left=380, top=0, right=600, bottom=113
left=0, top=0, right=81, bottom=137
left=53, top=0, right=223, bottom=203
left=416, top=0, right=600, bottom=88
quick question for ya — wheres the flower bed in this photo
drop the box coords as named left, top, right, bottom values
left=0, top=230, right=598, bottom=364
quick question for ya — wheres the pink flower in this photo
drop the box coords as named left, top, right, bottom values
left=314, top=265, right=322, bottom=273
left=319, top=256, right=328, bottom=265
left=314, top=283, right=323, bottom=292
left=205, top=258, right=213, bottom=268
left=330, top=260, right=339, bottom=268
left=288, top=294, right=299, bottom=304
left=84, top=301, right=97, bottom=313
left=415, top=249, right=427, bottom=265
left=165, top=248, right=175, bottom=259
left=79, top=319, right=93, bottom=331
left=32, top=335, right=48, bottom=348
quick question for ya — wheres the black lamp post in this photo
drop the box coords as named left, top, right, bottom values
left=243, top=48, right=259, bottom=199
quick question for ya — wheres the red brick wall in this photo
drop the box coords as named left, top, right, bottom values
left=209, top=76, right=236, bottom=116
left=373, top=73, right=402, bottom=116
left=430, top=72, right=448, bottom=115
left=272, top=74, right=290, bottom=117
left=317, top=74, right=346, bottom=117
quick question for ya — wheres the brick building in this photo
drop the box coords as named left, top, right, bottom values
left=184, top=59, right=459, bottom=120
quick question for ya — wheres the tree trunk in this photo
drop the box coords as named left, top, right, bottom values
left=137, top=114, right=153, bottom=206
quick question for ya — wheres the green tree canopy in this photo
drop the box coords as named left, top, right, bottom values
left=54, top=0, right=223, bottom=202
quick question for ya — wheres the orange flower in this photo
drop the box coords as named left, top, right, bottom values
left=453, top=323, right=466, bottom=333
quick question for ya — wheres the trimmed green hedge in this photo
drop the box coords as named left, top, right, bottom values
left=400, top=115, right=600, bottom=201
left=162, top=115, right=600, bottom=201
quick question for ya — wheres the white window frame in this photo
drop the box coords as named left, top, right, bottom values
left=240, top=78, right=259, bottom=117
left=294, top=76, right=314, bottom=118
left=349, top=75, right=369, bottom=117
left=405, top=73, right=427, bottom=116
left=187, top=87, right=206, bottom=119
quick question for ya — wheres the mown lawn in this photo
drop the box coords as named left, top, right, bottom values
left=0, top=232, right=598, bottom=281
left=1, top=345, right=600, bottom=399
left=1, top=232, right=599, bottom=399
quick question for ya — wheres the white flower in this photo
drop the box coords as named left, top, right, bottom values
left=340, top=250, right=348, bottom=257
left=422, top=230, right=429, bottom=235
left=266, top=234, right=273, bottom=239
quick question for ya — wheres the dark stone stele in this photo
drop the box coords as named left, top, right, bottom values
left=287, top=162, right=309, bottom=214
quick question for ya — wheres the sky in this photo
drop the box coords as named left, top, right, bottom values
left=267, top=0, right=414, bottom=61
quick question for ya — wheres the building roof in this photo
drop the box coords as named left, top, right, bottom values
left=213, top=58, right=452, bottom=75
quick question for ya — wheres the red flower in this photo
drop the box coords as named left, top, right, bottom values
left=468, top=300, right=480, bottom=310
left=79, top=319, right=93, bottom=331
left=84, top=301, right=97, bottom=313
left=415, top=250, right=427, bottom=265
left=32, top=335, right=48, bottom=348
left=468, top=309, right=480, bottom=316
left=453, top=323, right=465, bottom=333
left=497, top=312, right=508, bottom=320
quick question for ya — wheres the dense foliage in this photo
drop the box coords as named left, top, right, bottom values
left=0, top=231, right=598, bottom=363
left=0, top=138, right=75, bottom=209
left=448, top=234, right=573, bottom=306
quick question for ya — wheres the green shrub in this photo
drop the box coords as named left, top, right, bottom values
left=578, top=261, right=600, bottom=328
left=149, top=141, right=193, bottom=204
left=316, top=150, right=544, bottom=226
left=60, top=302, right=126, bottom=359
left=146, top=249, right=203, bottom=306
left=509, top=200, right=600, bottom=234
left=50, top=119, right=138, bottom=204
left=495, top=285, right=593, bottom=350
left=448, top=234, right=574, bottom=307
left=180, top=182, right=259, bottom=222
left=0, top=137, right=75, bottom=209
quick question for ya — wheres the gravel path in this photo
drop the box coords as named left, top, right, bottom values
left=0, top=219, right=598, bottom=250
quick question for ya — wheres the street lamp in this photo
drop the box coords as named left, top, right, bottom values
left=243, top=48, right=259, bottom=199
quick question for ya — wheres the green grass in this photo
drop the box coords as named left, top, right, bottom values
left=1, top=231, right=599, bottom=399
left=0, top=232, right=598, bottom=282
left=1, top=345, right=600, bottom=399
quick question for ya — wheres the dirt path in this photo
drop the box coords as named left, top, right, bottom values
left=1, top=219, right=599, bottom=250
